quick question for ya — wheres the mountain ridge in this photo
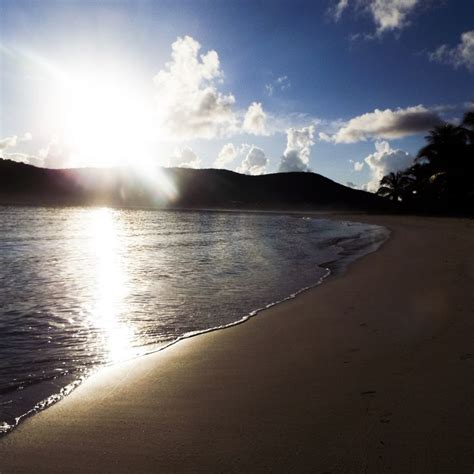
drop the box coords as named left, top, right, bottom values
left=0, top=159, right=393, bottom=212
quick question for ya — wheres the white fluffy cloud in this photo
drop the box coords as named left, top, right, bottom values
left=153, top=36, right=237, bottom=140
left=429, top=31, right=474, bottom=73
left=363, top=140, right=414, bottom=191
left=242, top=102, right=268, bottom=136
left=354, top=161, right=364, bottom=171
left=215, top=143, right=238, bottom=168
left=0, top=132, right=32, bottom=151
left=153, top=36, right=269, bottom=139
left=216, top=143, right=269, bottom=173
left=168, top=147, right=201, bottom=168
left=1, top=134, right=68, bottom=169
left=0, top=133, right=71, bottom=168
left=320, top=105, right=441, bottom=143
left=369, top=0, right=419, bottom=33
left=0, top=132, right=39, bottom=166
left=278, top=126, right=315, bottom=172
left=330, top=0, right=420, bottom=34
left=237, top=146, right=269, bottom=175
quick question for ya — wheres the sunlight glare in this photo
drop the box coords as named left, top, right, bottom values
left=89, top=208, right=138, bottom=363
left=58, top=67, right=154, bottom=168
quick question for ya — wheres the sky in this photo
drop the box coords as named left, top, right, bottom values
left=0, top=0, right=473, bottom=191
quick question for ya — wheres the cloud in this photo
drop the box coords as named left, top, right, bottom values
left=0, top=132, right=49, bottom=167
left=216, top=143, right=270, bottom=173
left=278, top=126, right=315, bottom=172
left=153, top=35, right=237, bottom=140
left=330, top=0, right=350, bottom=21
left=265, top=75, right=291, bottom=96
left=264, top=113, right=320, bottom=136
left=429, top=31, right=474, bottom=73
left=0, top=135, right=18, bottom=150
left=168, top=147, right=201, bottom=168
left=3, top=152, right=42, bottom=167
left=153, top=36, right=270, bottom=139
left=236, top=146, right=269, bottom=175
left=242, top=102, right=268, bottom=136
left=369, top=0, right=419, bottom=33
left=264, top=84, right=274, bottom=97
left=0, top=132, right=39, bottom=166
left=320, top=105, right=442, bottom=143
left=354, top=161, right=365, bottom=171
left=363, top=140, right=414, bottom=191
left=215, top=143, right=238, bottom=168
left=39, top=136, right=70, bottom=168
left=0, top=132, right=31, bottom=150
left=346, top=181, right=358, bottom=189
left=330, top=0, right=421, bottom=34
left=0, top=135, right=67, bottom=169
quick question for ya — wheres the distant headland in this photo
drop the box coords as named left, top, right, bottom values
left=0, top=159, right=393, bottom=212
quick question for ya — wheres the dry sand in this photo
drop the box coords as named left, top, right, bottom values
left=0, top=215, right=473, bottom=473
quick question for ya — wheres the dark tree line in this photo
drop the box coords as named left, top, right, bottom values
left=377, top=111, right=474, bottom=214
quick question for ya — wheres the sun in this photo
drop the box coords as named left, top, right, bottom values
left=58, top=69, right=154, bottom=168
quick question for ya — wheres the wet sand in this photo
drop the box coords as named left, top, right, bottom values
left=0, top=215, right=473, bottom=473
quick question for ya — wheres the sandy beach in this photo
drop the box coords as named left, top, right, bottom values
left=0, top=215, right=473, bottom=473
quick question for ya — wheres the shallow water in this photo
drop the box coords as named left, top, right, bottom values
left=0, top=206, right=389, bottom=433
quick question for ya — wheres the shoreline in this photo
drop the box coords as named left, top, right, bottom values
left=0, top=214, right=473, bottom=473
left=0, top=214, right=387, bottom=438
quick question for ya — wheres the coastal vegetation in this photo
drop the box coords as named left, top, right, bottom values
left=377, top=111, right=474, bottom=214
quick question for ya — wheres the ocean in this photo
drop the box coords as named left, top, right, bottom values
left=0, top=206, right=389, bottom=434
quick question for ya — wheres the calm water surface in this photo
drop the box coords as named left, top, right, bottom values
left=0, top=206, right=389, bottom=433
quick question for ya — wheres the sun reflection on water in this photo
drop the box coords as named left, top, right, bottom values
left=89, top=208, right=138, bottom=363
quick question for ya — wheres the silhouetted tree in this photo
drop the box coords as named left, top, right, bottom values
left=416, top=123, right=469, bottom=173
left=377, top=171, right=415, bottom=202
left=377, top=117, right=473, bottom=213
left=462, top=111, right=474, bottom=154
left=463, top=111, right=474, bottom=129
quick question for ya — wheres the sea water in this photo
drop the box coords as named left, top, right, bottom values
left=0, top=206, right=389, bottom=434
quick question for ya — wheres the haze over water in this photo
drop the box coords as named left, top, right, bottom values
left=0, top=206, right=388, bottom=433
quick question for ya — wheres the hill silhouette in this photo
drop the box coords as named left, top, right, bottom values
left=0, top=159, right=393, bottom=212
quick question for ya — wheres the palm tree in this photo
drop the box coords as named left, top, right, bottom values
left=378, top=117, right=473, bottom=212
left=462, top=111, right=474, bottom=129
left=461, top=111, right=474, bottom=204
left=415, top=123, right=472, bottom=204
left=377, top=171, right=415, bottom=202
left=462, top=110, right=474, bottom=149
left=416, top=123, right=469, bottom=173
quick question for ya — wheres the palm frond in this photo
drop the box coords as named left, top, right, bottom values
left=376, top=185, right=393, bottom=196
left=462, top=111, right=474, bottom=129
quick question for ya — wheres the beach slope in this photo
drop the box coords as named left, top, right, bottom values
left=0, top=215, right=473, bottom=473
